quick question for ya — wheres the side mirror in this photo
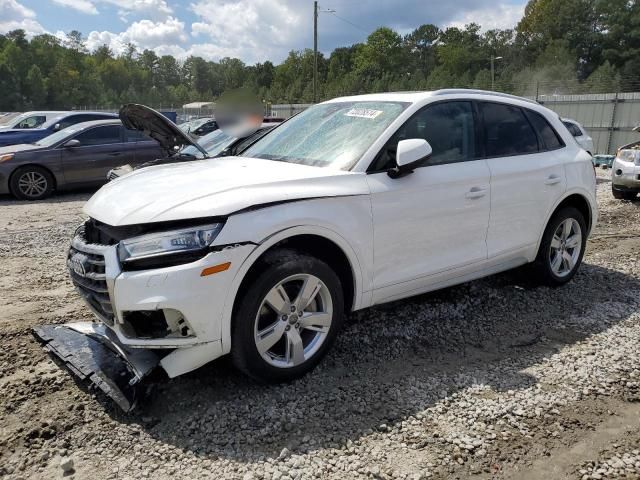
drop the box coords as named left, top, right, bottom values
left=388, top=139, right=432, bottom=178
left=63, top=139, right=80, bottom=148
left=53, top=123, right=61, bottom=131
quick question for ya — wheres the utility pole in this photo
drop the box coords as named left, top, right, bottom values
left=491, top=56, right=503, bottom=91
left=313, top=1, right=318, bottom=103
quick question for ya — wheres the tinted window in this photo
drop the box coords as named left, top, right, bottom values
left=563, top=121, right=582, bottom=137
left=524, top=110, right=564, bottom=150
left=57, top=115, right=83, bottom=130
left=369, top=101, right=475, bottom=172
left=58, top=114, right=113, bottom=129
left=125, top=129, right=153, bottom=142
left=75, top=125, right=122, bottom=146
left=480, top=102, right=538, bottom=157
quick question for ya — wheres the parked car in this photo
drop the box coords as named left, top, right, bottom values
left=0, top=111, right=68, bottom=130
left=562, top=118, right=594, bottom=155
left=611, top=147, right=640, bottom=200
left=34, top=90, right=597, bottom=410
left=592, top=154, right=614, bottom=169
left=108, top=107, right=279, bottom=180
left=0, top=112, right=117, bottom=147
left=178, top=117, right=218, bottom=137
left=0, top=120, right=162, bottom=200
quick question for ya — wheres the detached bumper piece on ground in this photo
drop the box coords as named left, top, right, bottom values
left=32, top=322, right=160, bottom=411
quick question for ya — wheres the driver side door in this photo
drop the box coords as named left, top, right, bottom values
left=366, top=101, right=491, bottom=303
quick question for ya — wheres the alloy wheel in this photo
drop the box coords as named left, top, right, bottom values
left=17, top=171, right=48, bottom=198
left=549, top=218, right=582, bottom=277
left=254, top=273, right=333, bottom=368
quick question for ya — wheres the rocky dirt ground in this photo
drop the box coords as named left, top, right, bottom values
left=1, top=169, right=639, bottom=480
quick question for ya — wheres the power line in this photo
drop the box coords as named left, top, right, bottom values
left=328, top=12, right=370, bottom=34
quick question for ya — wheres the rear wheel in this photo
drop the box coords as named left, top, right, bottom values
left=10, top=166, right=54, bottom=200
left=532, top=207, right=586, bottom=286
left=231, top=249, right=344, bottom=383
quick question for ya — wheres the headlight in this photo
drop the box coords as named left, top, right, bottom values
left=0, top=153, right=14, bottom=163
left=119, top=223, right=223, bottom=268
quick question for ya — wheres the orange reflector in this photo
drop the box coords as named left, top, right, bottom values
left=200, top=262, right=231, bottom=277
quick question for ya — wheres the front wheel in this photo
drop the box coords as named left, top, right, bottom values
left=231, top=249, right=344, bottom=383
left=10, top=166, right=54, bottom=200
left=532, top=207, right=587, bottom=286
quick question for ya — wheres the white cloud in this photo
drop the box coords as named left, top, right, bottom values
left=85, top=16, right=187, bottom=54
left=51, top=0, right=98, bottom=15
left=190, top=0, right=303, bottom=63
left=47, top=0, right=172, bottom=19
left=447, top=2, right=525, bottom=31
left=0, top=0, right=46, bottom=35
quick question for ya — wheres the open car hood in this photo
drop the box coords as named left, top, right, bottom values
left=119, top=104, right=208, bottom=157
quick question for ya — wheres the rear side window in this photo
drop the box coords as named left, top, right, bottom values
left=563, top=121, right=582, bottom=137
left=524, top=110, right=564, bottom=150
left=75, top=125, right=122, bottom=146
left=480, top=102, right=538, bottom=157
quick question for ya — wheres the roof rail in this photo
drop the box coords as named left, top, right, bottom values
left=433, top=89, right=539, bottom=105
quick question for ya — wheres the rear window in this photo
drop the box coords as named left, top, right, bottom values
left=524, top=110, right=564, bottom=150
left=480, top=102, right=539, bottom=157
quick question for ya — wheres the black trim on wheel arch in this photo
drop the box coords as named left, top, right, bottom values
left=231, top=248, right=344, bottom=383
left=532, top=206, right=587, bottom=287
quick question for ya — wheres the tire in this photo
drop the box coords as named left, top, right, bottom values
left=9, top=166, right=54, bottom=200
left=532, top=207, right=587, bottom=287
left=612, top=184, right=637, bottom=200
left=231, top=249, right=344, bottom=383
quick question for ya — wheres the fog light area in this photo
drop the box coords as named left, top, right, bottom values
left=121, top=309, right=194, bottom=339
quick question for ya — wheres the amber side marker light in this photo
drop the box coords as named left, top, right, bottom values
left=200, top=262, right=231, bottom=277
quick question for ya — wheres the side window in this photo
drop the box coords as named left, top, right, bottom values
left=125, top=128, right=153, bottom=142
left=57, top=115, right=81, bottom=130
left=74, top=126, right=122, bottom=146
left=563, top=121, right=582, bottom=137
left=17, top=116, right=46, bottom=129
left=369, top=101, right=476, bottom=172
left=480, top=102, right=539, bottom=157
left=524, top=110, right=564, bottom=150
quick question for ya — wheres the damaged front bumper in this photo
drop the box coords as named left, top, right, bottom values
left=33, top=322, right=160, bottom=411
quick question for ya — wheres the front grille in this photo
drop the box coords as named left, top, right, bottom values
left=68, top=233, right=114, bottom=326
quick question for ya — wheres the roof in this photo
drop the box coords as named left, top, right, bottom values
left=326, top=89, right=538, bottom=105
left=63, top=119, right=122, bottom=131
left=183, top=102, right=215, bottom=109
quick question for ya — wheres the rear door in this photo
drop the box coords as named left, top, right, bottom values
left=481, top=102, right=567, bottom=258
left=61, top=125, right=131, bottom=184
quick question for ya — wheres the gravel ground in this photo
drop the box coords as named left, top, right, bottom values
left=1, top=170, right=639, bottom=480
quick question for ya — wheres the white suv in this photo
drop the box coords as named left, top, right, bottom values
left=36, top=91, right=597, bottom=409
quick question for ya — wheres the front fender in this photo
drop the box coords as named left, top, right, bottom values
left=213, top=197, right=374, bottom=354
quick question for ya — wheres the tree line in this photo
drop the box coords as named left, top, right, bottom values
left=1, top=0, right=639, bottom=111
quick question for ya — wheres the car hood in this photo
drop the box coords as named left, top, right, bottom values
left=119, top=104, right=207, bottom=157
left=84, top=157, right=369, bottom=226
left=0, top=143, right=44, bottom=154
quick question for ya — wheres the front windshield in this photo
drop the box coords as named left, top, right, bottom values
left=181, top=128, right=236, bottom=158
left=34, top=125, right=84, bottom=147
left=241, top=101, right=408, bottom=170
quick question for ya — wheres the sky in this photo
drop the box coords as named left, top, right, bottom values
left=1, top=0, right=527, bottom=64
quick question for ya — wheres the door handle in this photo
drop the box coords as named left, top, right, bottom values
left=465, top=187, right=487, bottom=199
left=107, top=152, right=123, bottom=156
left=544, top=175, right=561, bottom=185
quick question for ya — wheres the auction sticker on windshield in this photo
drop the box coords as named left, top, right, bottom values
left=345, top=108, right=383, bottom=119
